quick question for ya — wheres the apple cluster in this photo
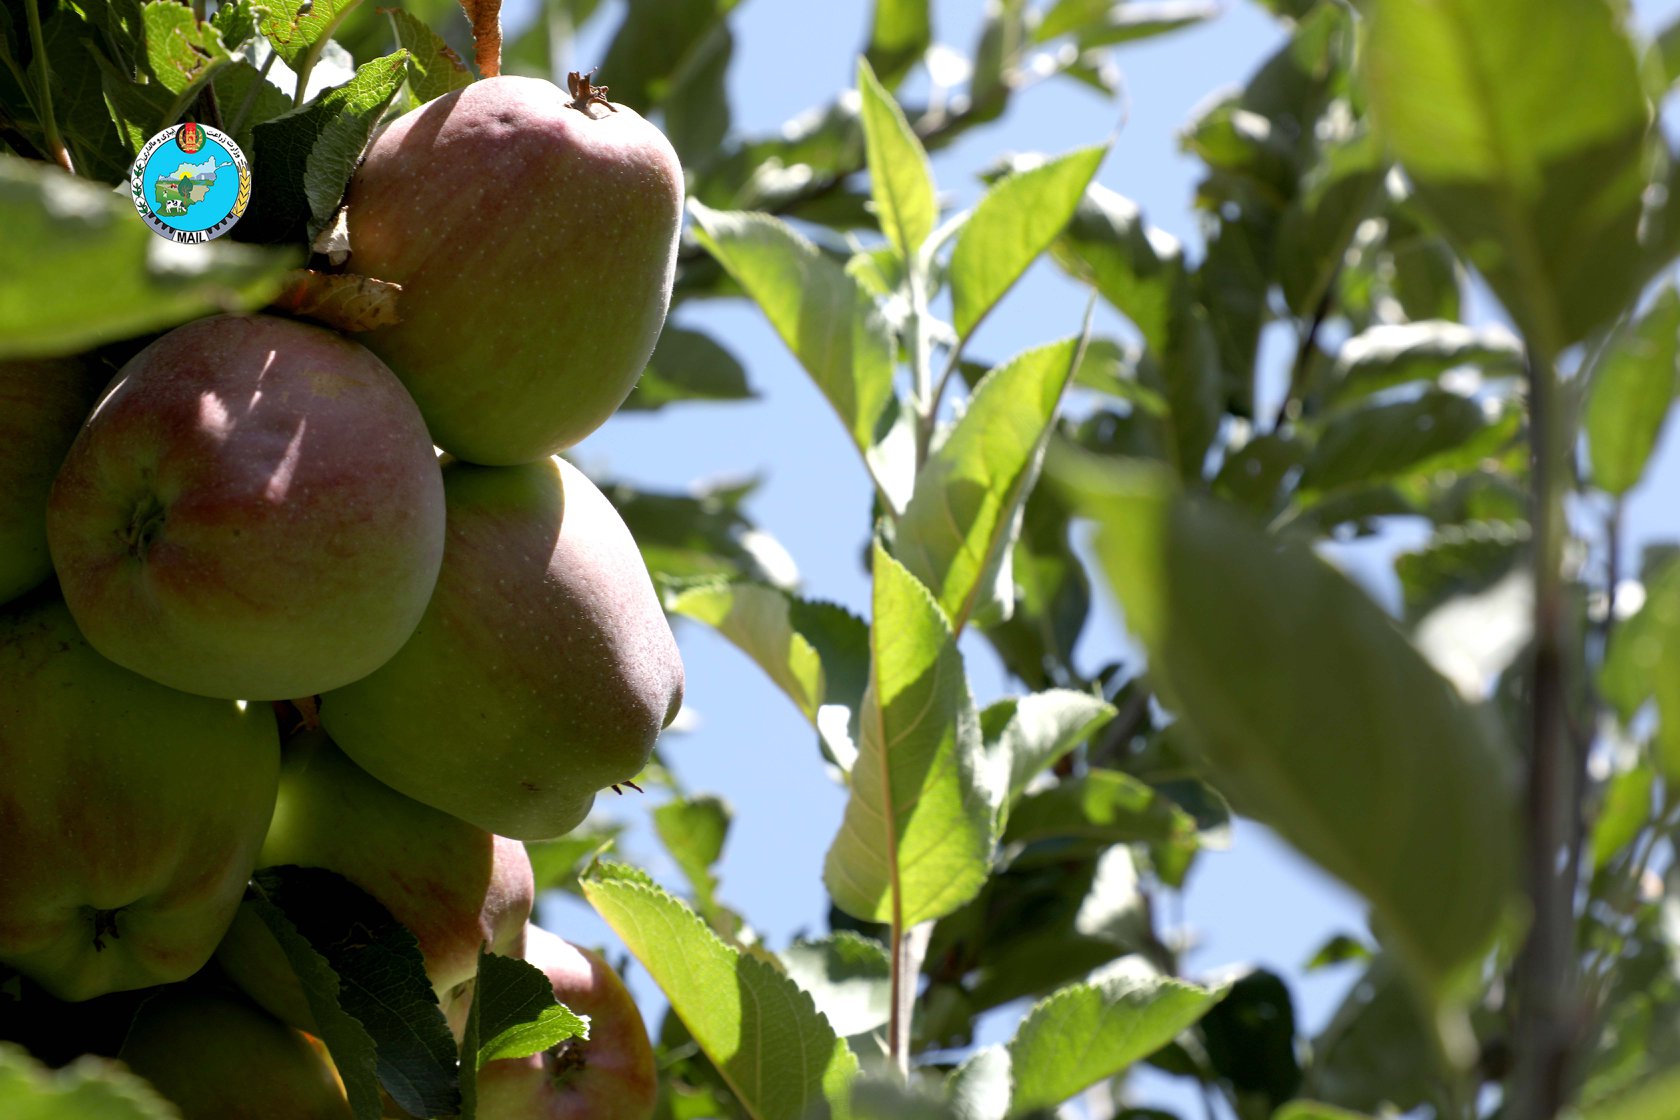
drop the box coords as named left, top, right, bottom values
left=0, top=75, right=684, bottom=1118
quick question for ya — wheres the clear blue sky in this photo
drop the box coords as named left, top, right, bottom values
left=509, top=0, right=1680, bottom=1109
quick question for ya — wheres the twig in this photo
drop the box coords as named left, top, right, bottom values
left=1510, top=346, right=1577, bottom=1120
left=1271, top=284, right=1333, bottom=433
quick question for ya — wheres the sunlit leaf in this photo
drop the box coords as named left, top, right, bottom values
left=950, top=147, right=1107, bottom=341
left=856, top=56, right=937, bottom=264
left=1006, top=960, right=1225, bottom=1116
left=469, top=949, right=588, bottom=1067
left=982, top=689, right=1116, bottom=807
left=897, top=338, right=1082, bottom=632
left=690, top=202, right=896, bottom=468
left=780, top=933, right=892, bottom=1038
left=824, top=547, right=992, bottom=927
left=583, top=862, right=858, bottom=1120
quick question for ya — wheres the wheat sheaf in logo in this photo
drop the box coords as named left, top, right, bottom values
left=130, top=121, right=251, bottom=243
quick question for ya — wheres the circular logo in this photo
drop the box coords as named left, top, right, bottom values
left=130, top=122, right=251, bottom=243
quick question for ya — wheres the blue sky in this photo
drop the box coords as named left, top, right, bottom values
left=506, top=0, right=1680, bottom=1110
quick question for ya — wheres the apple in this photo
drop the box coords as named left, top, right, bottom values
left=46, top=313, right=446, bottom=700
left=470, top=925, right=657, bottom=1120
left=0, top=356, right=107, bottom=607
left=215, top=730, right=533, bottom=1029
left=320, top=456, right=683, bottom=840
left=344, top=74, right=684, bottom=465
left=0, top=596, right=280, bottom=1001
left=116, top=987, right=352, bottom=1120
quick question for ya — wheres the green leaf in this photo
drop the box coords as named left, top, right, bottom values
left=1585, top=285, right=1680, bottom=496
left=0, top=158, right=293, bottom=359
left=1299, top=389, right=1493, bottom=496
left=970, top=0, right=1028, bottom=123
left=26, top=7, right=128, bottom=182
left=1362, top=0, right=1653, bottom=356
left=1591, top=761, right=1655, bottom=872
left=1006, top=960, right=1225, bottom=1116
left=386, top=6, right=472, bottom=105
left=856, top=56, right=937, bottom=265
left=259, top=0, right=363, bottom=72
left=824, top=547, right=993, bottom=927
left=1273, top=1105, right=1377, bottom=1120
left=1038, top=0, right=1217, bottom=48
left=622, top=325, right=754, bottom=410
left=690, top=202, right=895, bottom=469
left=599, top=0, right=738, bottom=112
left=239, top=889, right=384, bottom=1120
left=980, top=480, right=1094, bottom=690
left=1583, top=1066, right=1680, bottom=1120
left=1051, top=185, right=1183, bottom=353
left=1276, top=120, right=1386, bottom=317
left=470, top=949, right=589, bottom=1068
left=1199, top=969, right=1302, bottom=1107
left=1003, top=769, right=1196, bottom=848
left=1303, top=957, right=1443, bottom=1114
left=1329, top=320, right=1523, bottom=406
left=210, top=0, right=258, bottom=50
left=663, top=23, right=733, bottom=171
left=0, top=1045, right=178, bottom=1120
left=950, top=146, right=1107, bottom=341
left=604, top=476, right=794, bottom=588
left=243, top=50, right=409, bottom=242
left=1060, top=458, right=1518, bottom=995
left=780, top=933, right=892, bottom=1038
left=249, top=866, right=457, bottom=1119
left=653, top=794, right=732, bottom=911
left=1304, top=933, right=1374, bottom=973
left=212, top=59, right=295, bottom=154
left=667, top=582, right=870, bottom=738
left=897, top=338, right=1082, bottom=633
left=948, top=1045, right=1010, bottom=1120
left=1394, top=521, right=1526, bottom=626
left=90, top=1, right=235, bottom=152
left=525, top=822, right=623, bottom=896
left=865, top=0, right=930, bottom=89
left=583, top=862, right=859, bottom=1120
left=982, top=689, right=1116, bottom=806
left=1602, top=555, right=1680, bottom=779
left=301, top=50, right=409, bottom=230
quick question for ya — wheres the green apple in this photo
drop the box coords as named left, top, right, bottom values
left=344, top=75, right=683, bottom=465
left=472, top=925, right=656, bottom=1120
left=46, top=313, right=445, bottom=700
left=320, top=456, right=684, bottom=840
left=117, top=987, right=352, bottom=1120
left=0, top=356, right=106, bottom=607
left=215, top=730, right=533, bottom=1029
left=0, top=597, right=280, bottom=1001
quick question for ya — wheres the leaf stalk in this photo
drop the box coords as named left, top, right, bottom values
left=22, top=0, right=74, bottom=174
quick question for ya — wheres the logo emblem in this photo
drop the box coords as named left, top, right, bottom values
left=129, top=121, right=251, bottom=243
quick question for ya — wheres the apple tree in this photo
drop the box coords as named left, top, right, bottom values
left=3, top=0, right=1680, bottom=1119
